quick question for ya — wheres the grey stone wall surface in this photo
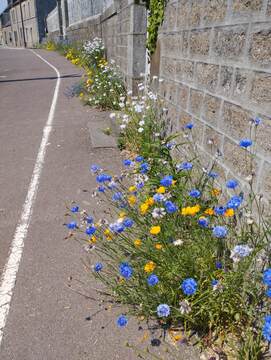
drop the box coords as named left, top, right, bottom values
left=62, top=0, right=147, bottom=92
left=157, top=0, right=271, bottom=205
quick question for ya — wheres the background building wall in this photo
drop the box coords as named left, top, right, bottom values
left=157, top=0, right=271, bottom=205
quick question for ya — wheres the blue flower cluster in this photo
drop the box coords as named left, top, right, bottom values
left=160, top=175, right=173, bottom=187
left=119, top=262, right=133, bottom=279
left=157, top=304, right=170, bottom=317
left=147, top=274, right=159, bottom=286
left=213, top=226, right=227, bottom=238
left=181, top=278, right=197, bottom=295
left=165, top=201, right=178, bottom=214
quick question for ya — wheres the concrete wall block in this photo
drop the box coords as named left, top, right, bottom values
left=176, top=0, right=190, bottom=29
left=203, top=125, right=223, bottom=156
left=231, top=0, right=263, bottom=14
left=202, top=94, right=222, bottom=126
left=213, top=25, right=247, bottom=60
left=255, top=115, right=271, bottom=159
left=189, top=88, right=204, bottom=117
left=221, top=101, right=252, bottom=140
left=175, top=59, right=194, bottom=83
left=232, top=67, right=252, bottom=102
left=189, top=29, right=211, bottom=57
left=249, top=25, right=271, bottom=68
left=196, top=62, right=219, bottom=92
left=223, top=136, right=258, bottom=177
left=160, top=57, right=176, bottom=79
left=218, top=66, right=234, bottom=97
left=260, top=161, right=271, bottom=201
left=250, top=71, right=271, bottom=112
left=176, top=83, right=189, bottom=109
left=189, top=0, right=203, bottom=27
left=202, top=0, right=227, bottom=25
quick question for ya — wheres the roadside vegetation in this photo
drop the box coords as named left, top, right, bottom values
left=44, top=38, right=126, bottom=110
left=44, top=38, right=271, bottom=359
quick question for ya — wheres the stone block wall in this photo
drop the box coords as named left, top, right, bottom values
left=157, top=0, right=271, bottom=203
left=46, top=0, right=147, bottom=92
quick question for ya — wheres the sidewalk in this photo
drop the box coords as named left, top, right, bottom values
left=0, top=49, right=139, bottom=360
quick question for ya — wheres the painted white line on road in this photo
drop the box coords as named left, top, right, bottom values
left=0, top=50, right=61, bottom=345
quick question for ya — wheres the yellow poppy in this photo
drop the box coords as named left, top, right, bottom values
left=144, top=261, right=156, bottom=273
left=150, top=226, right=161, bottom=235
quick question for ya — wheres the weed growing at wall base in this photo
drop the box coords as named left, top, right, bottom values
left=65, top=80, right=271, bottom=359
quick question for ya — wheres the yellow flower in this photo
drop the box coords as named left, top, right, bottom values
left=119, top=211, right=126, bottom=219
left=155, top=243, right=163, bottom=250
left=144, top=261, right=156, bottom=273
left=128, top=195, right=137, bottom=206
left=140, top=203, right=149, bottom=215
left=225, top=208, right=235, bottom=217
left=134, top=239, right=142, bottom=247
left=211, top=188, right=221, bottom=197
left=89, top=236, right=97, bottom=243
left=146, top=197, right=154, bottom=206
left=129, top=185, right=137, bottom=192
left=181, top=205, right=201, bottom=216
left=204, top=208, right=214, bottom=216
left=157, top=186, right=166, bottom=194
left=172, top=180, right=177, bottom=186
left=79, top=92, right=84, bottom=98
left=150, top=226, right=161, bottom=235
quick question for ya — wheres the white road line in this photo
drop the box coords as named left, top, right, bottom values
left=0, top=50, right=61, bottom=345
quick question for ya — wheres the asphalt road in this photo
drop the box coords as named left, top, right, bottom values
left=0, top=48, right=140, bottom=360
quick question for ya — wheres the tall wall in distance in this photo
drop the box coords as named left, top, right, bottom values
left=157, top=0, right=271, bottom=206
left=46, top=0, right=147, bottom=92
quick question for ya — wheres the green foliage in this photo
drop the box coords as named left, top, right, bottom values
left=143, top=0, right=167, bottom=55
left=66, top=84, right=271, bottom=357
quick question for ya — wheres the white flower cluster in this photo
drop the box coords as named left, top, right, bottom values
left=82, top=37, right=105, bottom=58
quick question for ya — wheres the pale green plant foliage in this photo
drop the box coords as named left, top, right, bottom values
left=66, top=81, right=271, bottom=358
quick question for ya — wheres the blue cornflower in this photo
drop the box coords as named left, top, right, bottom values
left=189, top=189, right=201, bottom=198
left=117, top=315, right=128, bottom=328
left=227, top=195, right=242, bottom=209
left=66, top=221, right=77, bottom=229
left=211, top=279, right=219, bottom=287
left=239, top=139, right=252, bottom=148
left=71, top=205, right=79, bottom=213
left=85, top=216, right=93, bottom=224
left=214, top=206, right=226, bottom=216
left=140, top=162, right=150, bottom=174
left=185, top=123, right=194, bottom=130
left=165, top=201, right=178, bottom=214
left=96, top=173, right=112, bottom=183
left=110, top=222, right=125, bottom=233
left=215, top=261, right=223, bottom=269
left=90, top=164, right=101, bottom=173
left=263, top=269, right=271, bottom=287
left=262, top=319, right=271, bottom=342
left=123, top=159, right=134, bottom=167
left=181, top=278, right=197, bottom=296
left=147, top=274, right=159, bottom=286
left=198, top=217, right=209, bottom=228
left=153, top=193, right=164, bottom=202
left=266, top=288, right=271, bottom=297
left=166, top=141, right=176, bottom=150
left=254, top=117, right=262, bottom=126
left=208, top=171, right=218, bottom=178
left=177, top=162, right=193, bottom=171
left=119, top=262, right=133, bottom=279
left=123, top=218, right=134, bottom=228
left=226, top=179, right=238, bottom=189
left=160, top=175, right=173, bottom=187
left=136, top=182, right=144, bottom=189
left=98, top=186, right=106, bottom=193
left=213, top=226, right=228, bottom=238
left=157, top=304, right=170, bottom=317
left=112, top=192, right=123, bottom=201
left=86, top=226, right=96, bottom=235
left=135, top=155, right=144, bottom=162
left=94, top=263, right=103, bottom=272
